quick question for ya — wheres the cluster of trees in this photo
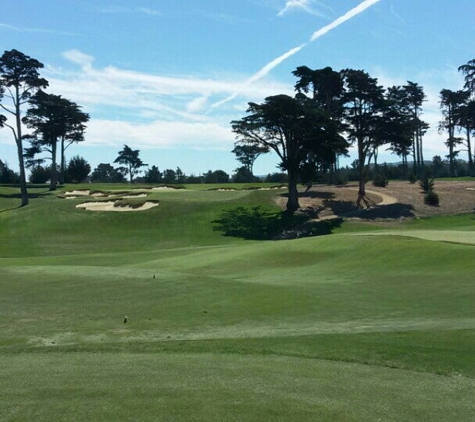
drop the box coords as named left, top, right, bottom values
left=0, top=49, right=89, bottom=205
left=439, top=60, right=475, bottom=177
left=232, top=66, right=430, bottom=213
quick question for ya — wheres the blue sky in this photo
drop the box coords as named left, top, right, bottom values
left=1, top=0, right=474, bottom=177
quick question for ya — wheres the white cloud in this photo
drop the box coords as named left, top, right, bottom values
left=277, top=0, right=330, bottom=18
left=63, top=49, right=94, bottom=69
left=0, top=23, right=77, bottom=36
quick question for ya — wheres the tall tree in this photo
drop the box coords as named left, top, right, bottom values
left=23, top=91, right=89, bottom=190
left=439, top=89, right=466, bottom=177
left=403, top=81, right=428, bottom=175
left=114, top=145, right=147, bottom=183
left=91, top=163, right=124, bottom=183
left=456, top=99, right=475, bottom=175
left=0, top=49, right=48, bottom=205
left=231, top=144, right=268, bottom=175
left=293, top=66, right=347, bottom=175
left=231, top=94, right=338, bottom=214
left=341, top=69, right=385, bottom=206
left=66, top=155, right=91, bottom=183
left=458, top=59, right=475, bottom=95
left=384, top=85, right=417, bottom=167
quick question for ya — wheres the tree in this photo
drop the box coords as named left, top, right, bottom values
left=231, top=144, right=268, bottom=175
left=458, top=59, right=475, bottom=95
left=341, top=69, right=385, bottom=206
left=66, top=155, right=91, bottom=183
left=203, top=170, right=230, bottom=184
left=0, top=49, right=48, bottom=205
left=293, top=66, right=348, bottom=175
left=162, top=169, right=176, bottom=184
left=403, top=81, right=428, bottom=175
left=144, top=165, right=162, bottom=183
left=22, top=91, right=89, bottom=190
left=29, top=165, right=51, bottom=184
left=232, top=94, right=337, bottom=214
left=455, top=97, right=475, bottom=176
left=91, top=163, right=124, bottom=183
left=439, top=89, right=466, bottom=177
left=0, top=161, right=19, bottom=184
left=232, top=166, right=255, bottom=183
left=175, top=167, right=186, bottom=183
left=382, top=85, right=416, bottom=167
left=113, top=145, right=147, bottom=183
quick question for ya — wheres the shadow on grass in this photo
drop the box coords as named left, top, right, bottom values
left=212, top=206, right=342, bottom=240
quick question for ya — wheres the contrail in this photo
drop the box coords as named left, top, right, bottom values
left=210, top=44, right=306, bottom=110
left=310, top=0, right=381, bottom=41
left=209, top=0, right=381, bottom=110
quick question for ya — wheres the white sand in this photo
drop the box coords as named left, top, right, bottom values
left=65, top=190, right=91, bottom=196
left=151, top=186, right=179, bottom=191
left=76, top=201, right=159, bottom=212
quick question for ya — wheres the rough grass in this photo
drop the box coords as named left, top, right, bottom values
left=1, top=183, right=475, bottom=420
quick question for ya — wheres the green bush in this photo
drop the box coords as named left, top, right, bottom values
left=424, top=190, right=439, bottom=206
left=372, top=173, right=388, bottom=188
left=419, top=176, right=435, bottom=193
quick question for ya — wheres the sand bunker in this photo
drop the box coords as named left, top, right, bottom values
left=120, top=194, right=148, bottom=199
left=76, top=201, right=159, bottom=212
left=150, top=186, right=180, bottom=191
left=65, top=190, right=91, bottom=196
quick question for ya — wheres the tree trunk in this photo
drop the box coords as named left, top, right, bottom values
left=14, top=91, right=28, bottom=206
left=466, top=128, right=473, bottom=176
left=286, top=169, right=300, bottom=215
left=59, top=137, right=65, bottom=184
left=16, top=138, right=29, bottom=206
left=50, top=141, right=58, bottom=191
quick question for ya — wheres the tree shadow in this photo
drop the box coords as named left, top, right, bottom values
left=212, top=206, right=342, bottom=240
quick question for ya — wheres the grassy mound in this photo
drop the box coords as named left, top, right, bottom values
left=1, top=183, right=474, bottom=420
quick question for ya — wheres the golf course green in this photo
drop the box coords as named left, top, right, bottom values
left=1, top=183, right=474, bottom=421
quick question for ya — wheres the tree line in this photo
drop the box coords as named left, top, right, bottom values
left=231, top=63, right=475, bottom=214
left=0, top=49, right=89, bottom=205
left=1, top=49, right=475, bottom=210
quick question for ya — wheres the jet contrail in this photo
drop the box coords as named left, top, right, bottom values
left=310, top=0, right=381, bottom=41
left=209, top=0, right=381, bottom=110
left=210, top=44, right=306, bottom=110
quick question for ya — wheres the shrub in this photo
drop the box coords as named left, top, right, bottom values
left=372, top=173, right=388, bottom=188
left=419, top=175, right=434, bottom=193
left=29, top=165, right=50, bottom=184
left=424, top=190, right=439, bottom=206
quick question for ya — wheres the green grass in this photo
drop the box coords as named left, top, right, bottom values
left=1, top=183, right=475, bottom=420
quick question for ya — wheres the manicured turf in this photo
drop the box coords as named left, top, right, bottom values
left=1, top=183, right=474, bottom=420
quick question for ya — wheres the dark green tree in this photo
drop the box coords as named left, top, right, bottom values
left=91, top=163, right=124, bottom=183
left=458, top=59, right=475, bottom=95
left=231, top=144, right=268, bottom=175
left=144, top=165, right=162, bottom=183
left=66, top=155, right=91, bottom=183
left=0, top=49, right=48, bottom=205
left=22, top=91, right=89, bottom=190
left=293, top=66, right=348, bottom=175
left=401, top=82, right=428, bottom=175
left=114, top=145, right=147, bottom=183
left=341, top=69, right=385, bottom=206
left=232, top=94, right=338, bottom=214
left=162, top=169, right=176, bottom=184
left=203, top=170, right=230, bottom=184
left=439, top=89, right=466, bottom=177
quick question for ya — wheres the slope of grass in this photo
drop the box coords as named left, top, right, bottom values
left=1, top=183, right=475, bottom=420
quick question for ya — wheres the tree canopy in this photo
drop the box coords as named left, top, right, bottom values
left=114, top=145, right=147, bottom=183
left=0, top=49, right=48, bottom=205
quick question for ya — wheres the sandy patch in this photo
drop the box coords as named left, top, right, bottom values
left=151, top=186, right=179, bottom=191
left=120, top=193, right=148, bottom=199
left=65, top=190, right=91, bottom=196
left=76, top=201, right=159, bottom=212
